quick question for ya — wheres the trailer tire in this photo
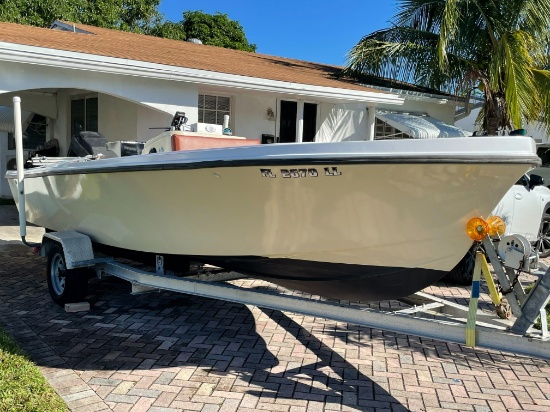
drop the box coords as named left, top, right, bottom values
left=536, top=213, right=550, bottom=258
left=46, top=243, right=88, bottom=305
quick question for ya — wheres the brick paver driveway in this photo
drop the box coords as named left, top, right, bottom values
left=1, top=206, right=550, bottom=411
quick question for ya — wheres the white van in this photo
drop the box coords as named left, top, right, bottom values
left=533, top=145, right=550, bottom=184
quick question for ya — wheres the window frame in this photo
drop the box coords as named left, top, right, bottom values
left=70, top=94, right=99, bottom=137
left=198, top=94, right=232, bottom=126
left=374, top=117, right=412, bottom=140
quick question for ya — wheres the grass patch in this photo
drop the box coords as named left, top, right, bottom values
left=0, top=328, right=68, bottom=412
left=0, top=198, right=15, bottom=206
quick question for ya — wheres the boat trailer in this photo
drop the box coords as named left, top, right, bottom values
left=10, top=95, right=550, bottom=362
left=35, top=229, right=550, bottom=362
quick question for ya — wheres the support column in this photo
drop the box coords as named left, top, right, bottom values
left=54, top=92, right=70, bottom=156
left=297, top=100, right=304, bottom=143
left=366, top=105, right=376, bottom=141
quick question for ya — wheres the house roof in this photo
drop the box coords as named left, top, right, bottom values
left=0, top=21, right=384, bottom=95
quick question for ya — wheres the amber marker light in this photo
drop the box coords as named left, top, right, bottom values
left=486, top=215, right=506, bottom=237
left=466, top=217, right=489, bottom=241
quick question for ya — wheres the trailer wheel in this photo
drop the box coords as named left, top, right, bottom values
left=46, top=243, right=88, bottom=305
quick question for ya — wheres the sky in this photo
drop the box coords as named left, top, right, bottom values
left=158, top=1, right=398, bottom=66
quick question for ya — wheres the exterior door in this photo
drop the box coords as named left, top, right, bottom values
left=279, top=100, right=318, bottom=143
left=303, top=103, right=317, bottom=142
left=279, top=100, right=297, bottom=143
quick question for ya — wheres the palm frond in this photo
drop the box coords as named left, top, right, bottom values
left=437, top=0, right=460, bottom=69
left=394, top=0, right=451, bottom=32
left=499, top=31, right=539, bottom=128
left=345, top=0, right=550, bottom=135
left=531, top=69, right=550, bottom=135
left=346, top=26, right=440, bottom=83
left=520, top=0, right=550, bottom=36
left=345, top=25, right=475, bottom=92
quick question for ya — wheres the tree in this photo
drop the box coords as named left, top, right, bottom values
left=150, top=11, right=256, bottom=52
left=79, top=0, right=162, bottom=33
left=0, top=3, right=256, bottom=52
left=0, top=0, right=75, bottom=27
left=344, top=0, right=550, bottom=136
left=0, top=0, right=162, bottom=33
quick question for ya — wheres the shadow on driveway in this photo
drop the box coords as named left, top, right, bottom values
left=0, top=247, right=405, bottom=410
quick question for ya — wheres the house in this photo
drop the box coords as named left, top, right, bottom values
left=0, top=20, right=468, bottom=198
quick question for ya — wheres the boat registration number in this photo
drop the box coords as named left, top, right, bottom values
left=260, top=167, right=341, bottom=178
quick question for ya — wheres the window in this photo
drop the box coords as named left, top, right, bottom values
left=71, top=96, right=98, bottom=136
left=198, top=94, right=230, bottom=125
left=374, top=117, right=412, bottom=140
left=7, top=114, right=47, bottom=150
left=516, top=175, right=530, bottom=186
left=537, top=147, right=550, bottom=166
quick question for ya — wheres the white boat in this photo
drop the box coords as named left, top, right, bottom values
left=5, top=136, right=540, bottom=301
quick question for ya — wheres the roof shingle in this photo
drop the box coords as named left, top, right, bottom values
left=0, top=21, right=382, bottom=93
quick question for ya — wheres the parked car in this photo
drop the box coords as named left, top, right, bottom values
left=444, top=173, right=550, bottom=284
left=532, top=145, right=550, bottom=184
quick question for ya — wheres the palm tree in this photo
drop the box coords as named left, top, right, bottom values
left=345, top=0, right=550, bottom=136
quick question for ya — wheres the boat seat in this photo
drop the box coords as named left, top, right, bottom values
left=171, top=133, right=260, bottom=151
left=67, top=131, right=118, bottom=158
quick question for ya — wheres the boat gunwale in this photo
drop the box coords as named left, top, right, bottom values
left=4, top=154, right=541, bottom=178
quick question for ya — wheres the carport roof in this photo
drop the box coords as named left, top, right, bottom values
left=0, top=106, right=32, bottom=133
left=0, top=21, right=384, bottom=95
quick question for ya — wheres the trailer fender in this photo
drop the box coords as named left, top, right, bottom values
left=39, top=231, right=94, bottom=269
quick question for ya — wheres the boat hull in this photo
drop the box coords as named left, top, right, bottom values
left=194, top=255, right=445, bottom=301
left=6, top=138, right=540, bottom=301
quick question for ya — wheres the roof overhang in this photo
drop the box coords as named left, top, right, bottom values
left=364, top=84, right=451, bottom=105
left=0, top=41, right=405, bottom=106
left=377, top=111, right=471, bottom=139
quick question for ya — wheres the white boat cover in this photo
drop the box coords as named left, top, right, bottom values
left=377, top=111, right=472, bottom=139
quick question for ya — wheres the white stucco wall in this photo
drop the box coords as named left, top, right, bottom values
left=232, top=94, right=277, bottom=140
left=315, top=103, right=367, bottom=142
left=99, top=95, right=138, bottom=142
left=136, top=105, right=174, bottom=143
left=0, top=92, right=57, bottom=118
left=53, top=90, right=70, bottom=156
left=98, top=95, right=199, bottom=144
